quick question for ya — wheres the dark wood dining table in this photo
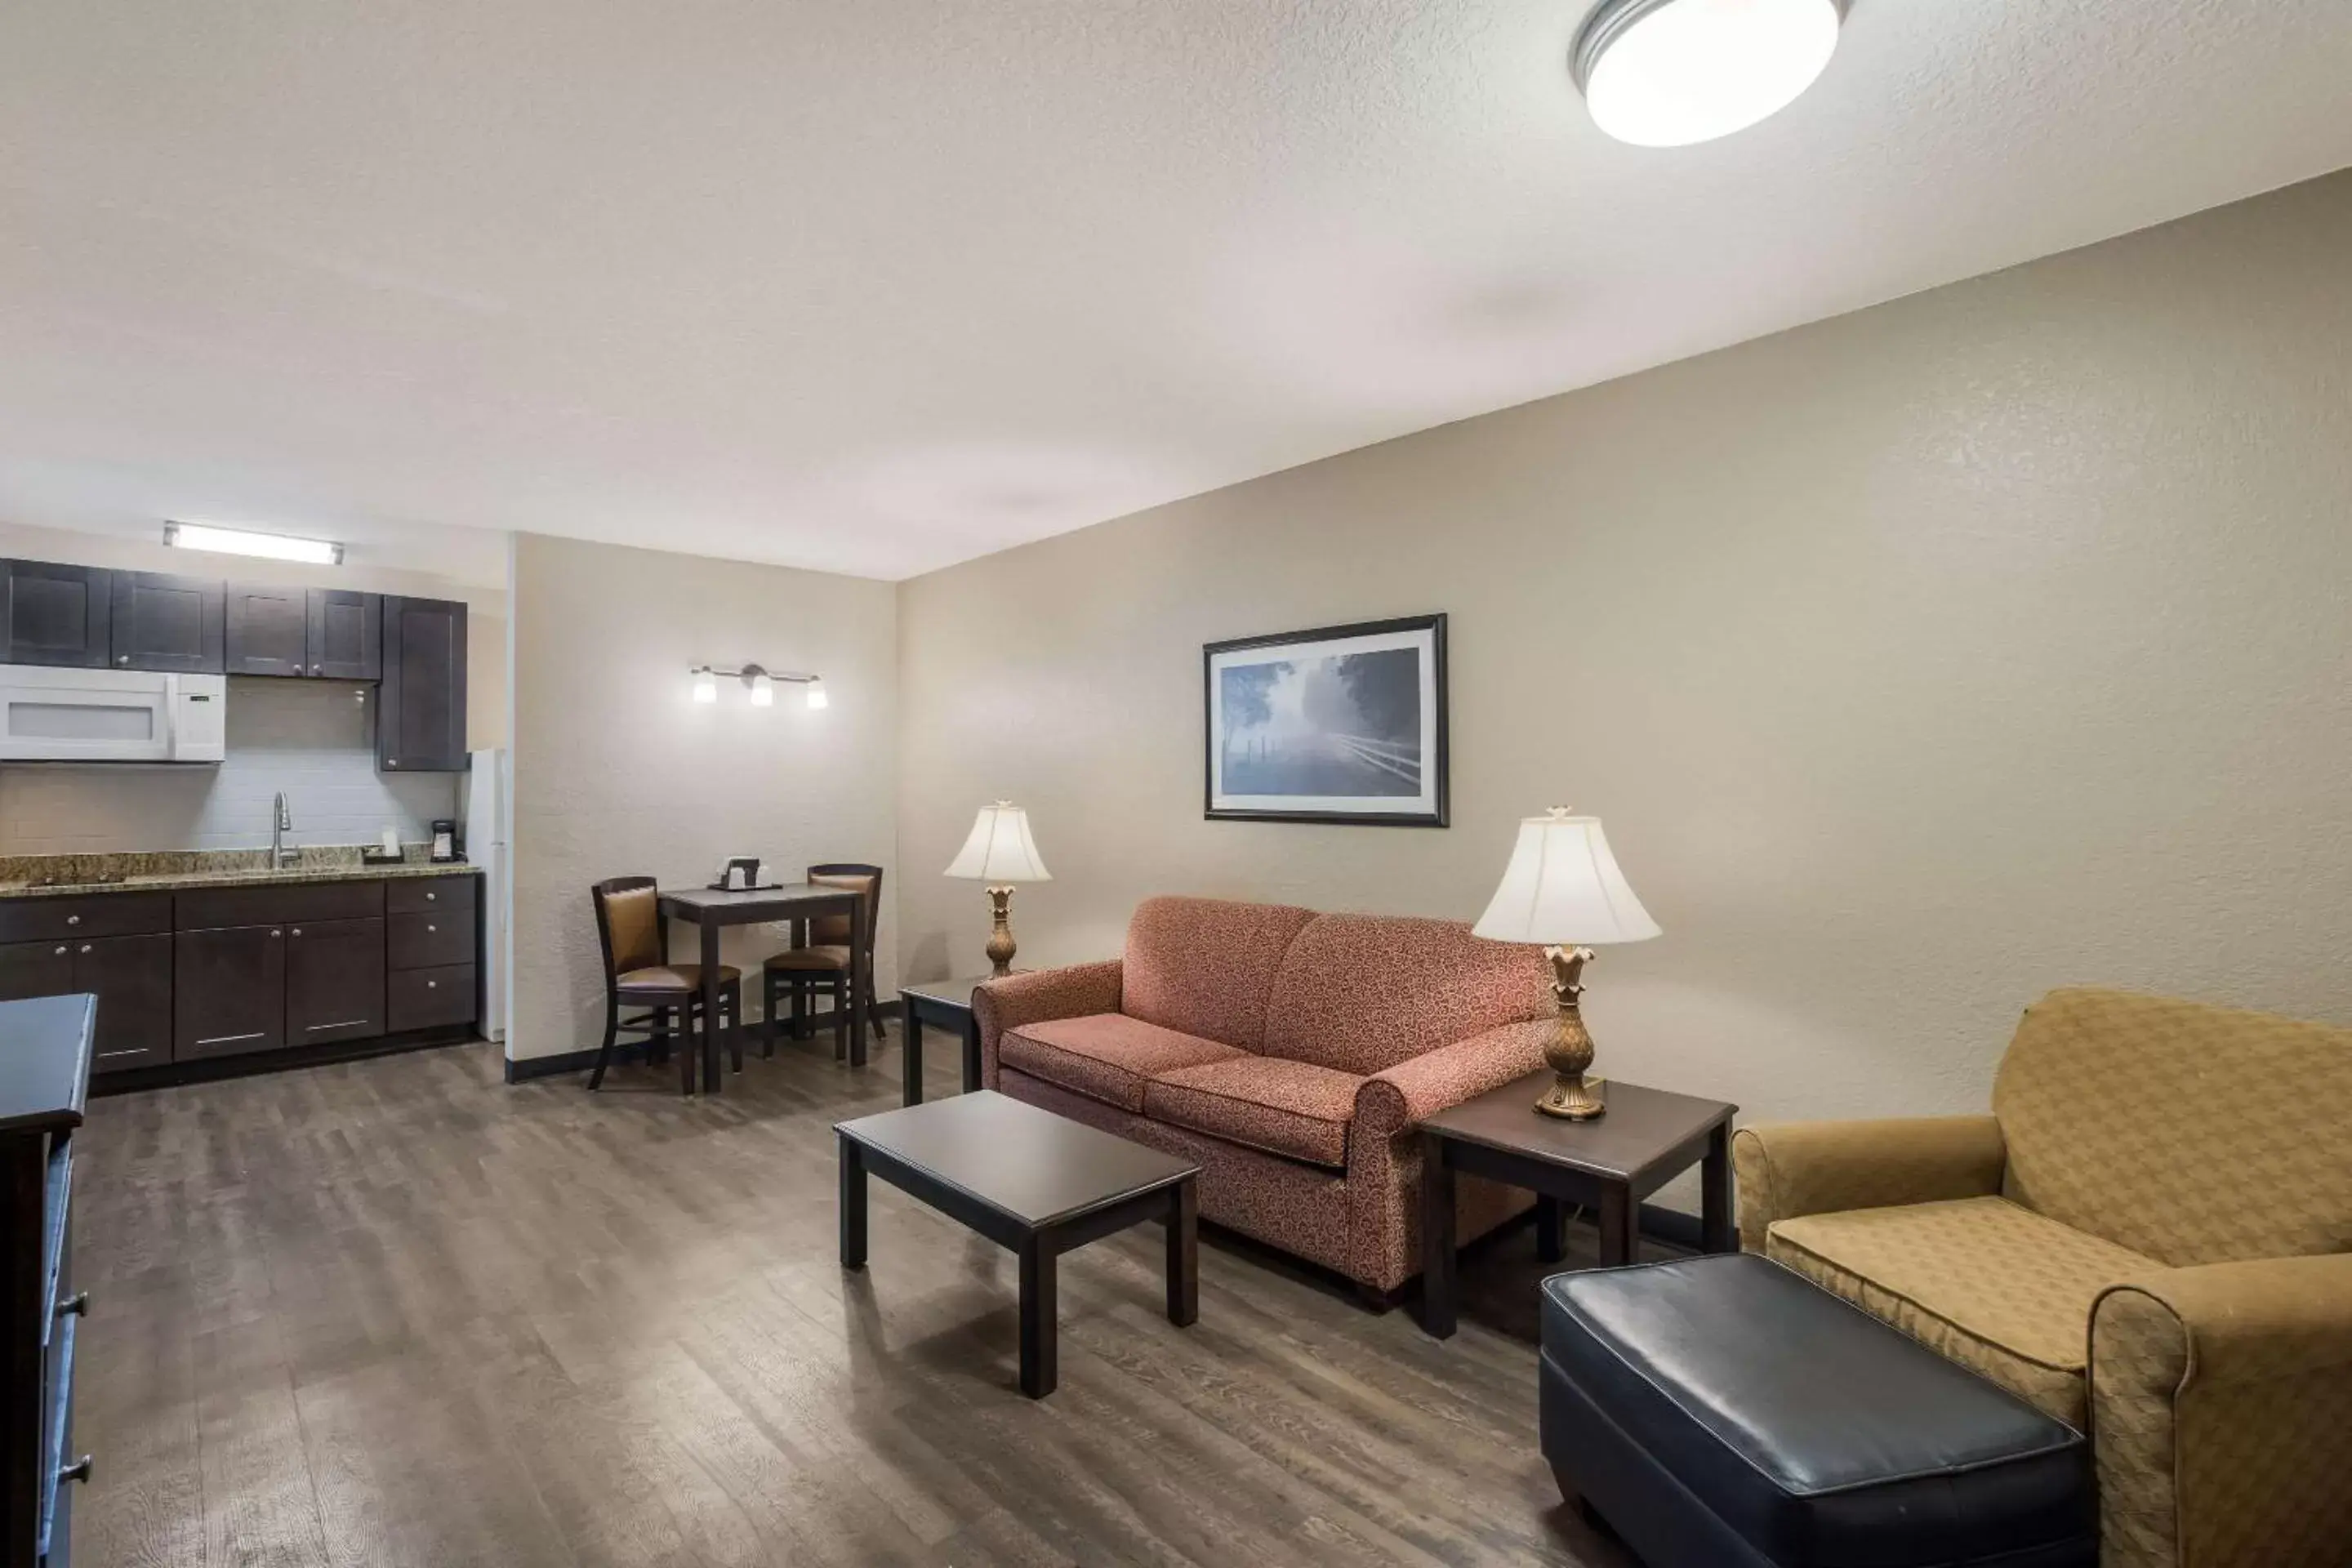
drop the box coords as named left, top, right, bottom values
left=657, top=883, right=869, bottom=1094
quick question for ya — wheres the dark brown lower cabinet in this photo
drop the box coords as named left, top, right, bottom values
left=0, top=940, right=75, bottom=1003
left=174, top=924, right=286, bottom=1059
left=284, top=918, right=385, bottom=1046
left=76, top=933, right=172, bottom=1073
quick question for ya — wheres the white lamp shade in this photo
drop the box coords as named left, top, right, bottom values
left=1472, top=808, right=1660, bottom=947
left=943, top=801, right=1052, bottom=883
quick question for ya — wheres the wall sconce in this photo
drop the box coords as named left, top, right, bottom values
left=688, top=663, right=827, bottom=709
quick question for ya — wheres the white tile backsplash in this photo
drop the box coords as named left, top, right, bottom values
left=0, top=677, right=460, bottom=854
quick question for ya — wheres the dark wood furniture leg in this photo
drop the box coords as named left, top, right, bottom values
left=1018, top=1236, right=1057, bottom=1398
left=848, top=897, right=869, bottom=1067
left=1598, top=1183, right=1635, bottom=1267
left=698, top=919, right=723, bottom=1094
left=1166, top=1179, right=1198, bottom=1327
left=1701, top=1124, right=1735, bottom=1254
left=901, top=996, right=925, bottom=1107
left=1536, top=1195, right=1566, bottom=1264
left=1420, top=1132, right=1458, bottom=1339
left=839, top=1135, right=867, bottom=1268
left=962, top=1013, right=982, bottom=1093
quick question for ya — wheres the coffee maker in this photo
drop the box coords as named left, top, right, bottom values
left=430, top=818, right=460, bottom=862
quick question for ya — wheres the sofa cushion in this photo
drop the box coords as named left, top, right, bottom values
left=1143, top=1056, right=1364, bottom=1169
left=1767, top=1196, right=2158, bottom=1428
left=999, top=1013, right=1243, bottom=1114
left=1122, top=896, right=1317, bottom=1051
left=1993, top=987, right=2352, bottom=1268
left=1259, top=913, right=1551, bottom=1075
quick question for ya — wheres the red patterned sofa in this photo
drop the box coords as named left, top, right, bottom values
left=973, top=895, right=1557, bottom=1296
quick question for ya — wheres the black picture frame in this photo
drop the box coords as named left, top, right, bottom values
left=1202, top=612, right=1449, bottom=827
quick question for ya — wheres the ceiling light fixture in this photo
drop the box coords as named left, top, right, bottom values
left=1572, top=0, right=1842, bottom=149
left=164, top=520, right=344, bottom=565
left=692, top=666, right=720, bottom=704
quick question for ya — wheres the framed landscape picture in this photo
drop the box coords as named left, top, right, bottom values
left=1204, top=613, right=1448, bottom=826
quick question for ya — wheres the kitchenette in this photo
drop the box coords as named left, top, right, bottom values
left=0, top=555, right=504, bottom=1088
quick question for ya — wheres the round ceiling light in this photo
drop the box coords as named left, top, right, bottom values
left=1573, top=0, right=1843, bottom=149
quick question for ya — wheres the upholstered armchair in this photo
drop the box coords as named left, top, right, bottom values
left=1734, top=987, right=2352, bottom=1568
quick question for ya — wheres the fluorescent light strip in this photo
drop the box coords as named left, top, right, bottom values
left=164, top=521, right=344, bottom=566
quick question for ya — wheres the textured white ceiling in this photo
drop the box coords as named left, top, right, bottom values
left=2, top=2, right=2350, bottom=581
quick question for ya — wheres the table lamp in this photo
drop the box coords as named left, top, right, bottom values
left=1472, top=806, right=1660, bottom=1120
left=944, top=800, right=1052, bottom=975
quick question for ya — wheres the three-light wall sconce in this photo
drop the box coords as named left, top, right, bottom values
left=689, top=663, right=828, bottom=710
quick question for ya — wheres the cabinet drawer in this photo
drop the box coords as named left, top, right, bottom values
left=0, top=891, right=172, bottom=942
left=389, top=965, right=475, bottom=1032
left=176, top=879, right=384, bottom=930
left=388, top=905, right=474, bottom=970
left=385, top=875, right=474, bottom=915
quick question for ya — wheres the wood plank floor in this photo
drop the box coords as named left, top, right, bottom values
left=72, top=1032, right=1636, bottom=1567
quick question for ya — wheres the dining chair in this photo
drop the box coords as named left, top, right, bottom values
left=761, top=862, right=886, bottom=1062
left=588, top=875, right=742, bottom=1092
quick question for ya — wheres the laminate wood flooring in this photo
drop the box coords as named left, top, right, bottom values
left=72, top=1035, right=1636, bottom=1567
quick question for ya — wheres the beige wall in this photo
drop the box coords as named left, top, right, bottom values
left=898, top=171, right=2352, bottom=1144
left=507, top=532, right=897, bottom=1063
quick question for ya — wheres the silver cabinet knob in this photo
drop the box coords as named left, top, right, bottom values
left=426, top=924, right=436, bottom=933
left=425, top=892, right=436, bottom=902
left=52, top=945, right=67, bottom=956
left=291, top=928, right=302, bottom=938
left=313, top=664, right=323, bottom=674
left=118, top=655, right=129, bottom=664
left=426, top=980, right=438, bottom=989
left=66, top=914, right=81, bottom=926
left=270, top=929, right=283, bottom=938
left=79, top=944, right=91, bottom=955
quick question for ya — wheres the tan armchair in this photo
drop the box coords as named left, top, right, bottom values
left=1734, top=987, right=2352, bottom=1568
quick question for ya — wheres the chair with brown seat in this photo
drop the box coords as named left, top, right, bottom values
left=762, top=862, right=887, bottom=1062
left=589, top=875, right=742, bottom=1092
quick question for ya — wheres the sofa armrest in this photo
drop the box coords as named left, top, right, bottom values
left=971, top=960, right=1123, bottom=1089
left=1353, top=1018, right=1554, bottom=1142
left=1731, top=1116, right=2005, bottom=1253
left=2090, top=1254, right=2352, bottom=1568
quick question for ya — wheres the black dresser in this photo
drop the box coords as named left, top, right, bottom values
left=0, top=994, right=93, bottom=1567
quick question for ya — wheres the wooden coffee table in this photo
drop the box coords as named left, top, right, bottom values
left=835, top=1091, right=1200, bottom=1397
left=1419, top=1071, right=1737, bottom=1339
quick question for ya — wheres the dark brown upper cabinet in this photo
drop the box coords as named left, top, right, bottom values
left=0, top=559, right=112, bottom=667
left=110, top=570, right=226, bottom=673
left=224, top=581, right=311, bottom=676
left=226, top=584, right=382, bottom=680
left=308, top=589, right=382, bottom=680
left=377, top=595, right=467, bottom=773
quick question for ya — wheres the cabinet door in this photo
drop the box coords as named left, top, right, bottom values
left=225, top=581, right=310, bottom=676
left=377, top=595, right=467, bottom=772
left=77, top=933, right=173, bottom=1072
left=307, top=590, right=382, bottom=681
left=0, top=938, right=77, bottom=1002
left=284, top=917, right=385, bottom=1046
left=174, top=924, right=286, bottom=1058
left=109, top=570, right=225, bottom=673
left=0, top=560, right=112, bottom=668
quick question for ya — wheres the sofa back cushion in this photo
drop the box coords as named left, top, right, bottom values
left=1993, top=987, right=2352, bottom=1267
left=1259, top=913, right=1553, bottom=1076
left=1122, top=895, right=1318, bottom=1050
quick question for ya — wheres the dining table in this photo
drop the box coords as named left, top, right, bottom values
left=657, top=882, right=870, bottom=1094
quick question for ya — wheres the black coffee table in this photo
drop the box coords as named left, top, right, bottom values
left=1419, top=1071, right=1737, bottom=1339
left=835, top=1091, right=1200, bottom=1397
left=897, top=973, right=1016, bottom=1107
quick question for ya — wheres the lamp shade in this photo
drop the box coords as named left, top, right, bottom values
left=1472, top=808, right=1659, bottom=947
left=943, top=800, right=1052, bottom=883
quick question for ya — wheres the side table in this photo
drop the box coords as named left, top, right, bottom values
left=898, top=973, right=1018, bottom=1107
left=1419, top=1071, right=1737, bottom=1339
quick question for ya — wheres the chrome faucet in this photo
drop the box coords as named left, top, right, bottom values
left=271, top=792, right=298, bottom=868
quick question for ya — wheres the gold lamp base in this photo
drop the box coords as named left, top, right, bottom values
left=983, top=884, right=1018, bottom=977
left=1534, top=945, right=1606, bottom=1120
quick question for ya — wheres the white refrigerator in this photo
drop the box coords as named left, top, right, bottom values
left=461, top=748, right=510, bottom=1042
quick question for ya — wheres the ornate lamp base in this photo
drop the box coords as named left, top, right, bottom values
left=1534, top=945, right=1606, bottom=1120
left=984, top=884, right=1018, bottom=977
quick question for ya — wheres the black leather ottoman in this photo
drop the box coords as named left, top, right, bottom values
left=1539, top=1254, right=2096, bottom=1568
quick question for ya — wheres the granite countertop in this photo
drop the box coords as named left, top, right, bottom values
left=0, top=846, right=484, bottom=899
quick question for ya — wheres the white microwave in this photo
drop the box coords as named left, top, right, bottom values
left=0, top=665, right=226, bottom=764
